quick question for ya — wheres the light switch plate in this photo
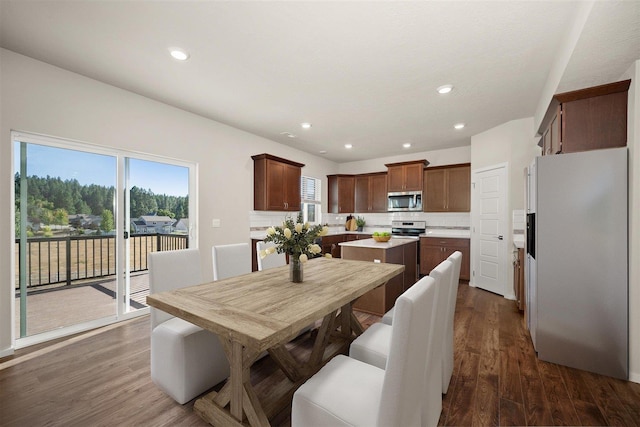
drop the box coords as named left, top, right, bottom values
left=212, top=219, right=221, bottom=228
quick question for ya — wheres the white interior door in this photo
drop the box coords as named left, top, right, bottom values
left=472, top=164, right=508, bottom=295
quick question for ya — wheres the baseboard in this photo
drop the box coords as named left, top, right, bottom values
left=629, top=371, right=640, bottom=384
left=0, top=346, right=15, bottom=358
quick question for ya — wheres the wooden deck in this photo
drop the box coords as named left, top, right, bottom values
left=14, top=272, right=150, bottom=338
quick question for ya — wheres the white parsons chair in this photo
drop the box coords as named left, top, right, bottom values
left=380, top=252, right=462, bottom=394
left=212, top=243, right=251, bottom=280
left=292, top=276, right=437, bottom=427
left=442, top=251, right=462, bottom=394
left=149, top=249, right=230, bottom=404
left=256, top=240, right=287, bottom=271
left=348, top=259, right=453, bottom=427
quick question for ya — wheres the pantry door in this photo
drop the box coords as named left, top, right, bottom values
left=471, top=164, right=508, bottom=296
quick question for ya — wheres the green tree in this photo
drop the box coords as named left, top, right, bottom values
left=101, top=209, right=114, bottom=233
left=53, top=208, right=68, bottom=226
left=157, top=208, right=175, bottom=219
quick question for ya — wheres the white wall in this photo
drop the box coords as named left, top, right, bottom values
left=620, top=59, right=640, bottom=383
left=0, top=49, right=341, bottom=355
left=470, top=117, right=537, bottom=299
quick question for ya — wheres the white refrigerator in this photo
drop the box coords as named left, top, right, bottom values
left=532, top=147, right=628, bottom=379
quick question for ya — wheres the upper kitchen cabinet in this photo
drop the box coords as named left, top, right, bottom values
left=355, top=172, right=387, bottom=213
left=539, top=79, right=630, bottom=155
left=252, top=154, right=304, bottom=211
left=424, top=163, right=470, bottom=212
left=385, top=160, right=429, bottom=192
left=327, top=174, right=355, bottom=213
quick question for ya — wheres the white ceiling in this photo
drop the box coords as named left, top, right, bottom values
left=1, top=1, right=639, bottom=163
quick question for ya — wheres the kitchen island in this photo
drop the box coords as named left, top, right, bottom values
left=339, top=237, right=418, bottom=316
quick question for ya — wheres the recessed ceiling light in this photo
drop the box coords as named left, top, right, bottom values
left=402, top=143, right=411, bottom=149
left=280, top=132, right=297, bottom=138
left=319, top=150, right=327, bottom=154
left=454, top=123, right=465, bottom=130
left=437, top=85, right=453, bottom=94
left=344, top=144, right=353, bottom=149
left=301, top=122, right=312, bottom=129
left=169, top=48, right=190, bottom=61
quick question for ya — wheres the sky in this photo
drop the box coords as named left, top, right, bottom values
left=14, top=142, right=189, bottom=197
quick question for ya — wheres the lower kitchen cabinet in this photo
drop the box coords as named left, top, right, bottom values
left=514, top=248, right=525, bottom=311
left=420, top=237, right=470, bottom=280
left=341, top=239, right=418, bottom=316
left=320, top=233, right=371, bottom=258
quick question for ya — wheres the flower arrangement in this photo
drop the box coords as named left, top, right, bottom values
left=260, top=213, right=331, bottom=282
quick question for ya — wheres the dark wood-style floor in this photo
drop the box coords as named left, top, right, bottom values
left=1, top=283, right=639, bottom=426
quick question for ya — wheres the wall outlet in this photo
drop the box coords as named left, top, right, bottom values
left=212, top=219, right=221, bottom=228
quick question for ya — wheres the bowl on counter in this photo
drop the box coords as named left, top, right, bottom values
left=372, top=235, right=391, bottom=242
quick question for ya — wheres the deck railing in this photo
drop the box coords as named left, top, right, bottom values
left=14, top=234, right=189, bottom=289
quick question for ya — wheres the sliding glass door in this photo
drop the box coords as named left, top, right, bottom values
left=123, top=158, right=191, bottom=313
left=12, top=131, right=196, bottom=346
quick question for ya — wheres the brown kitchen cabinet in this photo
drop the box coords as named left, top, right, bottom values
left=320, top=233, right=370, bottom=258
left=327, top=174, right=355, bottom=213
left=341, top=239, right=418, bottom=316
left=513, top=247, right=525, bottom=311
left=355, top=172, right=387, bottom=213
left=424, top=163, right=470, bottom=212
left=420, top=237, right=470, bottom=280
left=539, top=79, right=630, bottom=155
left=385, top=160, right=428, bottom=192
left=252, top=154, right=304, bottom=211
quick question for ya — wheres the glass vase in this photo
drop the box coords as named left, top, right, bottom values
left=290, top=255, right=303, bottom=283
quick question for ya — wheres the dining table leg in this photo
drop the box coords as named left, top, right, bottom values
left=194, top=339, right=270, bottom=427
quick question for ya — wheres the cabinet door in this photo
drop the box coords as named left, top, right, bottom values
left=404, top=163, right=423, bottom=191
left=420, top=239, right=446, bottom=276
left=266, top=159, right=286, bottom=210
left=387, top=166, right=405, bottom=192
left=283, top=163, right=301, bottom=211
left=550, top=106, right=562, bottom=155
left=370, top=174, right=388, bottom=212
left=447, top=165, right=471, bottom=212
left=338, top=176, right=355, bottom=213
left=424, top=169, right=447, bottom=212
left=354, top=175, right=370, bottom=212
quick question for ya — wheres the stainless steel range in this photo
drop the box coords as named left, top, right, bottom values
left=391, top=220, right=426, bottom=239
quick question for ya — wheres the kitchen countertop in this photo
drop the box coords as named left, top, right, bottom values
left=513, top=235, right=525, bottom=249
left=339, top=237, right=418, bottom=249
left=420, top=229, right=470, bottom=239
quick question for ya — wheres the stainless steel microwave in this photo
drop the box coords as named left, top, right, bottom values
left=387, top=191, right=422, bottom=211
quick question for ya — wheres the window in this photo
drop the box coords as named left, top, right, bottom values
left=301, top=176, right=321, bottom=224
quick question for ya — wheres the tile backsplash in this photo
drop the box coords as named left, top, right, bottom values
left=250, top=210, right=470, bottom=236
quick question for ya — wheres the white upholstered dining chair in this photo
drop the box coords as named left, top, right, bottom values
left=148, top=248, right=230, bottom=404
left=442, top=251, right=462, bottom=394
left=256, top=240, right=287, bottom=271
left=292, top=276, right=437, bottom=427
left=212, top=243, right=251, bottom=280
left=348, top=259, right=454, bottom=427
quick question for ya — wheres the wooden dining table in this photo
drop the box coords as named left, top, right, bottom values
left=146, top=256, right=404, bottom=427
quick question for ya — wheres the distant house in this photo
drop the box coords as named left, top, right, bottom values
left=173, top=218, right=189, bottom=234
left=68, top=214, right=102, bottom=230
left=130, top=215, right=174, bottom=234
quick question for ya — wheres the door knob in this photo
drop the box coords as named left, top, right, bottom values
left=497, top=235, right=504, bottom=240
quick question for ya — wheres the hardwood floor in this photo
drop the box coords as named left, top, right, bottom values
left=1, top=283, right=639, bottom=426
